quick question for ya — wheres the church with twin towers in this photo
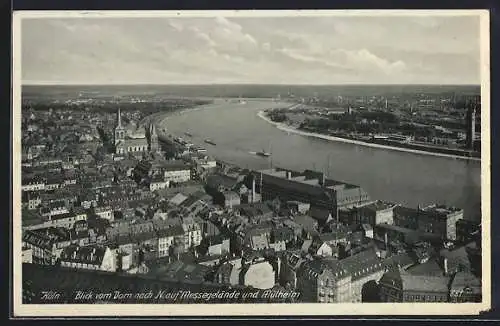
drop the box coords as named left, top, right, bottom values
left=113, top=108, right=160, bottom=156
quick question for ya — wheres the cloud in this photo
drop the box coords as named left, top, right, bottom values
left=20, top=15, right=481, bottom=85
left=279, top=47, right=407, bottom=76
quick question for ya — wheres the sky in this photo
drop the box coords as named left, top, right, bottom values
left=21, top=14, right=482, bottom=85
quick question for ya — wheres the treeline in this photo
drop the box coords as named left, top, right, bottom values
left=268, top=112, right=288, bottom=123
left=301, top=111, right=462, bottom=139
left=22, top=99, right=213, bottom=114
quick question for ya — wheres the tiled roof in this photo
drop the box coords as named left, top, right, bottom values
left=335, top=248, right=385, bottom=281
left=318, top=230, right=348, bottom=243
left=380, top=269, right=450, bottom=293
left=272, top=227, right=294, bottom=242
left=293, top=215, right=317, bottom=230
left=406, top=259, right=444, bottom=277
left=400, top=273, right=450, bottom=293
left=131, top=231, right=157, bottom=243
left=169, top=193, right=188, bottom=206
left=148, top=261, right=211, bottom=283
left=22, top=230, right=54, bottom=250
left=60, top=245, right=107, bottom=266
left=156, top=225, right=185, bottom=238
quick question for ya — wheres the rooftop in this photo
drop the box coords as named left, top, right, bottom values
left=380, top=269, right=450, bottom=293
left=406, top=259, right=444, bottom=277
left=147, top=261, right=212, bottom=283
left=359, top=200, right=396, bottom=211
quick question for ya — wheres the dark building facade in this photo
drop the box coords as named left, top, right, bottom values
left=393, top=205, right=463, bottom=241
left=247, top=168, right=370, bottom=221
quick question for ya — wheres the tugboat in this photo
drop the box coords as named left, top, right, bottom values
left=205, top=139, right=217, bottom=146
left=256, top=142, right=272, bottom=157
left=256, top=150, right=271, bottom=157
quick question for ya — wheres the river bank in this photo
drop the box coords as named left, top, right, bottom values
left=257, top=110, right=481, bottom=163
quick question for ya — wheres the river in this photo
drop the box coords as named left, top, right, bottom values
left=159, top=99, right=482, bottom=220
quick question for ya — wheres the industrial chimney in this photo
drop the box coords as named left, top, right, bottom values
left=252, top=175, right=256, bottom=204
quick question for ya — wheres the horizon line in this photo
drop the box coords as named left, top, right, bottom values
left=21, top=82, right=482, bottom=87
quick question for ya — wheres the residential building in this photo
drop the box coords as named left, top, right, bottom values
left=378, top=269, right=450, bottom=302
left=59, top=245, right=116, bottom=272
left=182, top=216, right=202, bottom=249
left=149, top=177, right=170, bottom=192
left=22, top=230, right=57, bottom=265
left=163, top=161, right=192, bottom=183
left=205, top=235, right=231, bottom=257
left=296, top=248, right=390, bottom=303
left=394, top=205, right=464, bottom=241
left=22, top=176, right=46, bottom=192
left=94, top=206, right=114, bottom=221
left=156, top=225, right=185, bottom=258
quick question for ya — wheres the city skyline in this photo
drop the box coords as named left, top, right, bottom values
left=21, top=13, right=481, bottom=86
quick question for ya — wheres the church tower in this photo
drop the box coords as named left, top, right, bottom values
left=114, top=108, right=126, bottom=148
left=149, top=123, right=159, bottom=152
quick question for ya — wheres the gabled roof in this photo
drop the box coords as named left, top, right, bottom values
left=318, top=230, right=348, bottom=243
left=22, top=230, right=55, bottom=250
left=60, top=245, right=108, bottom=266
left=400, top=272, right=450, bottom=293
left=169, top=193, right=188, bottom=206
left=156, top=225, right=185, bottom=238
left=406, top=259, right=444, bottom=277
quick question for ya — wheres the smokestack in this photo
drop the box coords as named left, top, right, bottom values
left=252, top=176, right=256, bottom=204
